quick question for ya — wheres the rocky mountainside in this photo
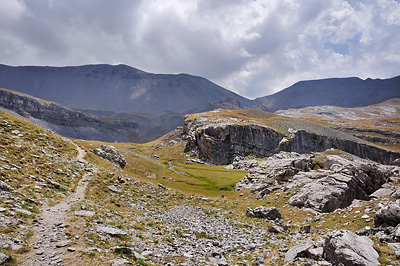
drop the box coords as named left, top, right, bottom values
left=0, top=88, right=142, bottom=142
left=275, top=98, right=400, bottom=151
left=1, top=109, right=400, bottom=265
left=255, top=76, right=400, bottom=112
left=184, top=109, right=400, bottom=165
left=1, top=63, right=399, bottom=143
left=0, top=64, right=253, bottom=114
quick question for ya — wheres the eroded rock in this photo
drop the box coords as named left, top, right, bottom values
left=246, top=207, right=281, bottom=220
left=285, top=240, right=316, bottom=262
left=323, top=229, right=379, bottom=266
left=92, top=145, right=126, bottom=168
left=374, top=200, right=400, bottom=227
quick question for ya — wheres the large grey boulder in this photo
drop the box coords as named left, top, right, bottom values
left=288, top=172, right=362, bottom=213
left=323, top=229, right=379, bottom=266
left=92, top=145, right=126, bottom=168
left=288, top=154, right=396, bottom=213
left=374, top=200, right=400, bottom=227
left=246, top=207, right=281, bottom=220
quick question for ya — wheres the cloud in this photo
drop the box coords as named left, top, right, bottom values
left=0, top=0, right=399, bottom=99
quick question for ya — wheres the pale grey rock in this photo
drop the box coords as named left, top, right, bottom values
left=370, top=187, right=395, bottom=199
left=67, top=247, right=75, bottom=252
left=285, top=240, right=316, bottom=262
left=96, top=226, right=127, bottom=236
left=375, top=201, right=400, bottom=227
left=246, top=206, right=281, bottom=220
left=74, top=210, right=95, bottom=217
left=92, top=145, right=126, bottom=168
left=288, top=172, right=360, bottom=213
left=83, top=247, right=103, bottom=253
left=388, top=243, right=400, bottom=258
left=16, top=209, right=32, bottom=216
left=323, top=229, right=379, bottom=266
left=55, top=240, right=70, bottom=248
left=268, top=220, right=289, bottom=234
left=0, top=252, right=10, bottom=264
left=142, top=250, right=153, bottom=257
left=11, top=244, right=23, bottom=251
left=308, top=247, right=323, bottom=260
left=389, top=188, right=400, bottom=201
left=112, top=258, right=131, bottom=266
left=0, top=181, right=12, bottom=192
left=108, top=185, right=122, bottom=193
left=395, top=224, right=400, bottom=240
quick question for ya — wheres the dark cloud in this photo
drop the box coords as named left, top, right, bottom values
left=0, top=0, right=399, bottom=98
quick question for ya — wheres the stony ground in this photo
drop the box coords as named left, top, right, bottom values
left=20, top=147, right=96, bottom=266
left=1, top=110, right=400, bottom=265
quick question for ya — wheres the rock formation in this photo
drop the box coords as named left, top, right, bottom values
left=91, top=145, right=127, bottom=168
left=184, top=109, right=400, bottom=165
left=323, top=229, right=379, bottom=266
left=0, top=88, right=140, bottom=142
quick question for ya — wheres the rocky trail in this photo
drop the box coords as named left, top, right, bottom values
left=21, top=146, right=96, bottom=266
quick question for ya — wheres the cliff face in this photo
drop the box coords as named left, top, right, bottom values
left=184, top=109, right=400, bottom=165
left=285, top=130, right=400, bottom=165
left=0, top=88, right=140, bottom=142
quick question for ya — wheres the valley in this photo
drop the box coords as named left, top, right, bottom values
left=0, top=104, right=400, bottom=265
left=0, top=65, right=400, bottom=265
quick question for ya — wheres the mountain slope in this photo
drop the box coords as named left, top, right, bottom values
left=255, top=76, right=400, bottom=112
left=0, top=64, right=253, bottom=114
left=0, top=88, right=141, bottom=142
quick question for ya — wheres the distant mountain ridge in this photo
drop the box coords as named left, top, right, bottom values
left=0, top=63, right=399, bottom=142
left=0, top=64, right=253, bottom=114
left=255, top=76, right=400, bottom=112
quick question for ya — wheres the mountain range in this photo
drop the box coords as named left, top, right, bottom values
left=0, top=63, right=399, bottom=142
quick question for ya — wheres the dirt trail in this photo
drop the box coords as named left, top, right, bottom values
left=21, top=146, right=96, bottom=266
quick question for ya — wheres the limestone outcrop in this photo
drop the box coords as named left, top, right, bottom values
left=183, top=110, right=400, bottom=165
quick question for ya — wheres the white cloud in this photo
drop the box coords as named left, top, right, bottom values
left=0, top=0, right=399, bottom=98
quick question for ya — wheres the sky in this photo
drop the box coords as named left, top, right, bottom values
left=1, top=0, right=400, bottom=99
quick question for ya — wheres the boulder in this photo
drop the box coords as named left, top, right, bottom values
left=370, top=187, right=395, bottom=199
left=374, top=201, right=400, bottom=227
left=0, top=252, right=10, bottom=265
left=389, top=189, right=400, bottom=201
left=0, top=181, right=12, bottom=192
left=268, top=219, right=289, bottom=234
left=246, top=207, right=281, bottom=220
left=96, top=226, right=127, bottom=236
left=92, top=145, right=126, bottom=168
left=288, top=172, right=363, bottom=213
left=284, top=240, right=316, bottom=262
left=323, top=229, right=379, bottom=266
left=74, top=210, right=95, bottom=217
left=111, top=246, right=134, bottom=255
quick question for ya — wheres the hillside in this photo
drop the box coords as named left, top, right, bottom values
left=276, top=98, right=400, bottom=151
left=0, top=110, right=400, bottom=265
left=0, top=64, right=253, bottom=114
left=255, top=76, right=400, bottom=112
left=0, top=88, right=142, bottom=142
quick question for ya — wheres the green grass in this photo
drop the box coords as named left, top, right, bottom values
left=170, top=161, right=246, bottom=193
